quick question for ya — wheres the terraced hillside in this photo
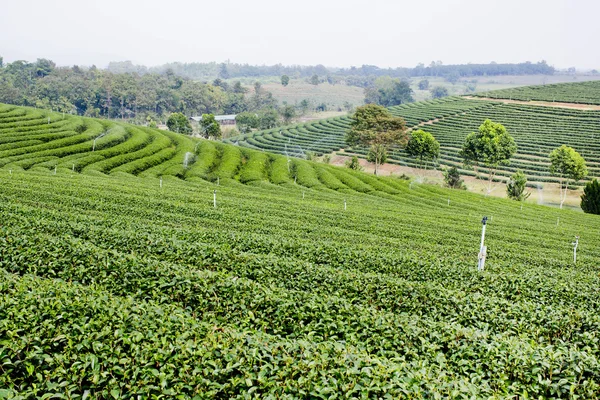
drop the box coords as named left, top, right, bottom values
left=3, top=103, right=600, bottom=396
left=0, top=103, right=420, bottom=194
left=228, top=97, right=600, bottom=184
left=3, top=156, right=600, bottom=397
left=473, top=80, right=600, bottom=105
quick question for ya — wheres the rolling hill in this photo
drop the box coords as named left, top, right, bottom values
left=1, top=103, right=600, bottom=397
left=227, top=88, right=600, bottom=185
left=473, top=80, right=600, bottom=104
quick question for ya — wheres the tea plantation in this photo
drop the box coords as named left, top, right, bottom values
left=1, top=104, right=600, bottom=398
left=228, top=95, right=600, bottom=184
left=473, top=80, right=600, bottom=105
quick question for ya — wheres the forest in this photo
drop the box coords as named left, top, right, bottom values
left=0, top=58, right=278, bottom=124
left=108, top=60, right=557, bottom=87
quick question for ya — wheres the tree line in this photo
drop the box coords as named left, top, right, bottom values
left=107, top=60, right=556, bottom=87
left=0, top=58, right=282, bottom=124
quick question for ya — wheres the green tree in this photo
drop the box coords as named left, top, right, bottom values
left=506, top=170, right=531, bottom=201
left=232, top=81, right=247, bottom=94
left=310, top=74, right=319, bottom=85
left=406, top=130, right=440, bottom=175
left=345, top=155, right=363, bottom=171
left=258, top=109, right=279, bottom=129
left=581, top=179, right=600, bottom=215
left=281, top=75, right=290, bottom=86
left=281, top=105, right=296, bottom=124
left=459, top=119, right=517, bottom=195
left=199, top=113, right=221, bottom=139
left=367, top=144, right=387, bottom=172
left=366, top=78, right=414, bottom=106
left=443, top=166, right=466, bottom=189
left=430, top=86, right=449, bottom=99
left=377, top=80, right=414, bottom=106
left=299, top=99, right=310, bottom=115
left=346, top=104, right=408, bottom=175
left=166, top=112, right=192, bottom=134
left=549, top=145, right=588, bottom=209
left=418, top=79, right=429, bottom=90
left=235, top=112, right=259, bottom=133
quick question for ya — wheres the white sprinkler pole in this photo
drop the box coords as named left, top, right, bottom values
left=344, top=199, right=347, bottom=211
left=160, top=176, right=163, bottom=188
left=478, top=216, right=488, bottom=271
left=213, top=190, right=217, bottom=208
left=572, top=236, right=579, bottom=264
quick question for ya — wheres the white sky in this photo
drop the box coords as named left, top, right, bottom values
left=1, top=0, right=598, bottom=69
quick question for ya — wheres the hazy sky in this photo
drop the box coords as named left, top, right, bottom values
left=1, top=0, right=598, bottom=69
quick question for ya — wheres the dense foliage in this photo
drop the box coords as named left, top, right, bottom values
left=443, top=166, right=466, bottom=189
left=2, top=107, right=600, bottom=397
left=406, top=129, right=440, bottom=170
left=460, top=119, right=517, bottom=193
left=166, top=112, right=192, bottom=134
left=364, top=79, right=414, bottom=106
left=581, top=178, right=600, bottom=214
left=347, top=105, right=407, bottom=174
left=0, top=58, right=278, bottom=123
left=550, top=145, right=589, bottom=209
left=106, top=60, right=556, bottom=84
left=506, top=170, right=531, bottom=201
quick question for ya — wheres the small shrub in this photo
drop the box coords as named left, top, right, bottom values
left=581, top=178, right=600, bottom=214
left=443, top=166, right=466, bottom=189
left=345, top=156, right=363, bottom=171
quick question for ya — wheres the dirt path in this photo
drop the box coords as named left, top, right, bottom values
left=464, top=96, right=600, bottom=111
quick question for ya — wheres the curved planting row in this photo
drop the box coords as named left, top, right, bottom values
left=0, top=104, right=427, bottom=197
left=227, top=95, right=600, bottom=185
left=1, top=162, right=600, bottom=396
left=473, top=80, right=600, bottom=105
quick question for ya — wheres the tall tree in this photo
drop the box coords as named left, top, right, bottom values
left=281, top=105, right=296, bottom=124
left=549, top=145, right=588, bottom=209
left=310, top=74, right=319, bottom=85
left=346, top=104, right=407, bottom=175
left=581, top=179, right=600, bottom=215
left=235, top=112, right=259, bottom=133
left=418, top=79, right=429, bottom=90
left=281, top=75, right=290, bottom=86
left=460, top=119, right=517, bottom=195
left=166, top=112, right=192, bottom=134
left=199, top=114, right=222, bottom=139
left=430, top=86, right=449, bottom=99
left=405, top=130, right=440, bottom=177
left=377, top=80, right=414, bottom=106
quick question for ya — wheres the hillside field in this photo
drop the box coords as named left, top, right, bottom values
left=474, top=80, right=600, bottom=105
left=228, top=95, right=600, bottom=190
left=234, top=74, right=600, bottom=109
left=1, top=103, right=600, bottom=397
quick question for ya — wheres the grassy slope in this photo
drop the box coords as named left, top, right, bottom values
left=1, top=104, right=600, bottom=396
